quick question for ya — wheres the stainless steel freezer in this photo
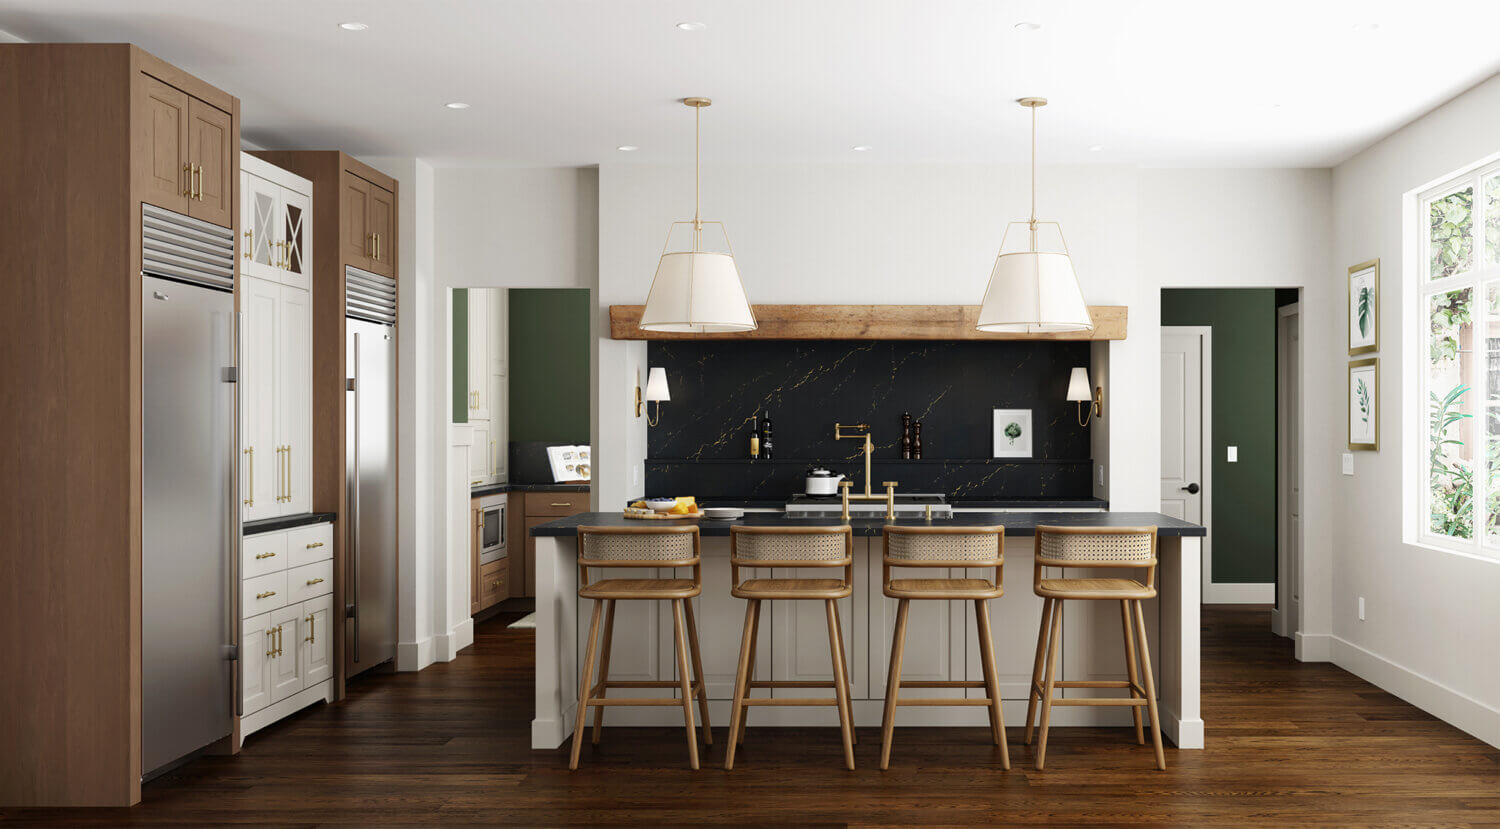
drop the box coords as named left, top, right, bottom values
left=345, top=267, right=398, bottom=677
left=140, top=205, right=238, bottom=776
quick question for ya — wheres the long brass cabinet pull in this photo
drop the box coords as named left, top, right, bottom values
left=243, top=446, right=254, bottom=505
left=243, top=229, right=253, bottom=261
left=373, top=233, right=381, bottom=261
left=367, top=233, right=375, bottom=258
left=265, top=629, right=275, bottom=658
left=256, top=590, right=276, bottom=599
left=306, top=577, right=324, bottom=586
left=183, top=163, right=193, bottom=196
left=550, top=502, right=571, bottom=507
left=274, top=624, right=283, bottom=657
left=196, top=163, right=204, bottom=200
left=255, top=551, right=276, bottom=560
left=305, top=541, right=324, bottom=549
left=305, top=614, right=315, bottom=643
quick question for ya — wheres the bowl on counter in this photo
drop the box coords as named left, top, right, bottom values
left=643, top=498, right=678, bottom=512
left=701, top=507, right=745, bottom=520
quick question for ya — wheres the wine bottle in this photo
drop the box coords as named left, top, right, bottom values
left=749, top=421, right=761, bottom=460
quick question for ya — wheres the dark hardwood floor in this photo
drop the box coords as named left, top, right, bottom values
left=6, top=606, right=1499, bottom=826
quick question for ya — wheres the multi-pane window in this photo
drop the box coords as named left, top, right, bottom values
left=1420, top=162, right=1500, bottom=553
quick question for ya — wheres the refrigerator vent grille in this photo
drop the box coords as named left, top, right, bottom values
left=345, top=266, right=396, bottom=324
left=142, top=204, right=235, bottom=290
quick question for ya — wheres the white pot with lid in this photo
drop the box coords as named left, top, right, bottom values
left=805, top=467, right=845, bottom=496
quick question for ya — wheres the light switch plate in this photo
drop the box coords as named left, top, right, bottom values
left=1227, top=446, right=1238, bottom=463
left=1342, top=453, right=1354, bottom=476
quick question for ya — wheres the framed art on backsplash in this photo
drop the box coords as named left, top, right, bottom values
left=993, top=409, right=1034, bottom=458
left=1348, top=358, right=1378, bottom=451
left=1348, top=259, right=1379, bottom=355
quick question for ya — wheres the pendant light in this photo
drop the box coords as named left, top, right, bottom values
left=977, top=97, right=1093, bottom=333
left=640, top=97, right=757, bottom=332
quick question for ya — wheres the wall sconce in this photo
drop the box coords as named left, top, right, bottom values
left=636, top=367, right=671, bottom=427
left=1067, top=366, right=1103, bottom=426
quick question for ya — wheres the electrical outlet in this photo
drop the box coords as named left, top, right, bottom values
left=1342, top=453, right=1354, bottom=476
left=1227, top=446, right=1238, bottom=463
left=1358, top=596, right=1365, bottom=621
left=1097, top=464, right=1105, bottom=486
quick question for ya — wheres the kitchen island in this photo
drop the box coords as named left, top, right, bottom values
left=529, top=512, right=1206, bottom=751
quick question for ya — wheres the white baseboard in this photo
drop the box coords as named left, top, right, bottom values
left=432, top=618, right=475, bottom=663
left=1331, top=635, right=1500, bottom=750
left=1202, top=582, right=1275, bottom=604
left=1295, top=631, right=1332, bottom=662
left=397, top=636, right=432, bottom=672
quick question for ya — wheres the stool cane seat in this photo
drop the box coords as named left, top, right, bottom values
left=1036, top=577, right=1155, bottom=600
left=733, top=578, right=851, bottom=600
left=886, top=577, right=1001, bottom=600
left=580, top=578, right=702, bottom=600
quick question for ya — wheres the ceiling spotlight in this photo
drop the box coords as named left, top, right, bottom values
left=617, top=145, right=639, bottom=152
left=851, top=145, right=873, bottom=152
left=338, top=22, right=368, bottom=31
left=1089, top=145, right=1103, bottom=152
left=1352, top=22, right=1381, bottom=33
left=445, top=102, right=471, bottom=110
left=1014, top=21, right=1041, bottom=32
left=676, top=21, right=707, bottom=31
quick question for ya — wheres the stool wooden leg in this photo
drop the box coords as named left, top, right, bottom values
left=831, top=599, right=856, bottom=745
left=1024, top=597, right=1055, bottom=746
left=1133, top=600, right=1166, bottom=770
left=590, top=599, right=617, bottom=745
left=1034, top=598, right=1064, bottom=770
left=825, top=600, right=856, bottom=770
left=569, top=599, right=603, bottom=770
left=1120, top=599, right=1145, bottom=745
left=670, top=599, right=700, bottom=770
left=724, top=599, right=757, bottom=771
left=880, top=597, right=911, bottom=770
left=682, top=598, right=713, bottom=747
left=975, top=599, right=1010, bottom=769
left=738, top=599, right=760, bottom=746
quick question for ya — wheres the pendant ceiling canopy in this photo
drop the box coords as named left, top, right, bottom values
left=976, top=97, right=1093, bottom=334
left=640, top=97, right=757, bottom=333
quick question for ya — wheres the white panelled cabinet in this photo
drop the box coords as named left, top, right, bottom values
left=465, top=288, right=508, bottom=485
left=240, top=153, right=313, bottom=522
left=240, top=522, right=335, bottom=741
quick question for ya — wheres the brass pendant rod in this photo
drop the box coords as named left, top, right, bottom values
left=693, top=103, right=702, bottom=251
left=1029, top=102, right=1038, bottom=252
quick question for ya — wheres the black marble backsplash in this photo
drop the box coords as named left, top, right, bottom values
left=646, top=340, right=1093, bottom=499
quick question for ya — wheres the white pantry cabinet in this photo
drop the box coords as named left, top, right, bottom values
left=241, top=153, right=312, bottom=291
left=241, top=277, right=311, bottom=519
left=464, top=288, right=508, bottom=485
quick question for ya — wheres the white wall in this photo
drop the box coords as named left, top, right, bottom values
left=1327, top=72, right=1500, bottom=748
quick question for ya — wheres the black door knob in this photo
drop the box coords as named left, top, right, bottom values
left=1180, top=483, right=1200, bottom=495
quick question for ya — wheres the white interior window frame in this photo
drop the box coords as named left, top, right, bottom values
left=1412, top=158, right=1500, bottom=559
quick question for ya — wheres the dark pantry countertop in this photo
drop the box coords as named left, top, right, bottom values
left=244, top=512, right=338, bottom=536
left=471, top=482, right=592, bottom=498
left=529, top=510, right=1204, bottom=538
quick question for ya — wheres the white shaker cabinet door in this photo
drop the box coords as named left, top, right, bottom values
left=278, top=285, right=312, bottom=514
left=241, top=277, right=279, bottom=522
left=468, top=419, right=491, bottom=485
left=268, top=604, right=303, bottom=704
left=467, top=290, right=490, bottom=421
left=300, top=594, right=333, bottom=686
left=241, top=611, right=275, bottom=715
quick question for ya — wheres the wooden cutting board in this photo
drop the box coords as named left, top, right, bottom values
left=622, top=510, right=704, bottom=520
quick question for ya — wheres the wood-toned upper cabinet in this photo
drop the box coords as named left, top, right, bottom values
left=367, top=183, right=395, bottom=277
left=341, top=176, right=371, bottom=268
left=187, top=98, right=232, bottom=226
left=138, top=75, right=190, bottom=214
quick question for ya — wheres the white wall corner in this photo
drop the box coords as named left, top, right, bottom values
left=433, top=618, right=475, bottom=662
left=1294, top=632, right=1332, bottom=662
left=397, top=637, right=433, bottom=672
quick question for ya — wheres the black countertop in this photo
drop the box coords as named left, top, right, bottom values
left=530, top=511, right=1205, bottom=538
left=471, top=482, right=592, bottom=498
left=244, top=512, right=337, bottom=536
left=633, top=496, right=1109, bottom=510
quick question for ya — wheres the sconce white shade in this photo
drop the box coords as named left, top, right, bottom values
left=644, top=367, right=671, bottom=402
left=640, top=251, right=757, bottom=333
left=1066, top=367, right=1091, bottom=401
left=977, top=251, right=1093, bottom=333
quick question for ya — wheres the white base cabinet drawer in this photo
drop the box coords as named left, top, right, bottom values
left=243, top=571, right=288, bottom=618
left=242, top=532, right=289, bottom=579
left=287, top=559, right=332, bottom=606
left=287, top=523, right=333, bottom=568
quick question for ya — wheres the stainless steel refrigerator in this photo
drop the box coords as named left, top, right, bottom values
left=140, top=205, right=237, bottom=776
left=345, top=266, right=398, bottom=677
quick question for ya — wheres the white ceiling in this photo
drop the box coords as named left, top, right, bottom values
left=3, top=0, right=1500, bottom=168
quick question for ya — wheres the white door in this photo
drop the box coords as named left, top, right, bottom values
left=1161, top=327, right=1209, bottom=593
left=279, top=185, right=311, bottom=291
left=269, top=604, right=303, bottom=703
left=279, top=285, right=312, bottom=513
left=241, top=611, right=274, bottom=714
left=241, top=172, right=282, bottom=283
left=468, top=289, right=490, bottom=421
left=1275, top=306, right=1302, bottom=637
left=300, top=594, right=333, bottom=686
left=469, top=419, right=491, bottom=485
left=241, top=277, right=279, bottom=521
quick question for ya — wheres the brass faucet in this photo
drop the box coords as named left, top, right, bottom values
left=834, top=423, right=898, bottom=521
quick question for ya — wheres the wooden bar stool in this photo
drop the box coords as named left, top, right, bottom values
left=879, top=525, right=1010, bottom=770
left=1024, top=525, right=1165, bottom=770
left=570, top=525, right=711, bottom=770
left=724, top=525, right=856, bottom=771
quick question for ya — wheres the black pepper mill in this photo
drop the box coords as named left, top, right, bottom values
left=761, top=412, right=774, bottom=460
left=901, top=412, right=913, bottom=459
left=913, top=420, right=924, bottom=459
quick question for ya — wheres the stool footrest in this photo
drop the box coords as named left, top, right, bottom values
left=596, top=680, right=704, bottom=689
left=588, top=697, right=703, bottom=707
left=748, top=680, right=835, bottom=689
left=742, top=697, right=843, bottom=707
left=1032, top=680, right=1146, bottom=696
left=896, top=697, right=995, bottom=707
left=897, top=680, right=986, bottom=689
left=1046, top=697, right=1149, bottom=707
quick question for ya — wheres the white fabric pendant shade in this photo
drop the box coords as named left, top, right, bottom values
left=976, top=250, right=1093, bottom=333
left=640, top=250, right=757, bottom=333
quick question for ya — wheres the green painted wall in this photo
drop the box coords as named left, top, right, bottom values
left=509, top=288, right=591, bottom=442
left=452, top=289, right=469, bottom=424
left=1161, top=288, right=1277, bottom=584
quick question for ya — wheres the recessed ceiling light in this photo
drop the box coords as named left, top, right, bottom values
left=1089, top=145, right=1103, bottom=152
left=1014, top=21, right=1041, bottom=32
left=445, top=102, right=470, bottom=110
left=851, top=145, right=873, bottom=152
left=338, top=22, right=368, bottom=31
left=676, top=21, right=707, bottom=31
left=1352, top=22, right=1381, bottom=33
left=616, top=145, right=639, bottom=152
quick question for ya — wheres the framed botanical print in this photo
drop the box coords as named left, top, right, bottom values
left=1348, top=358, right=1378, bottom=451
left=1348, top=259, right=1379, bottom=355
left=992, top=409, right=1033, bottom=458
